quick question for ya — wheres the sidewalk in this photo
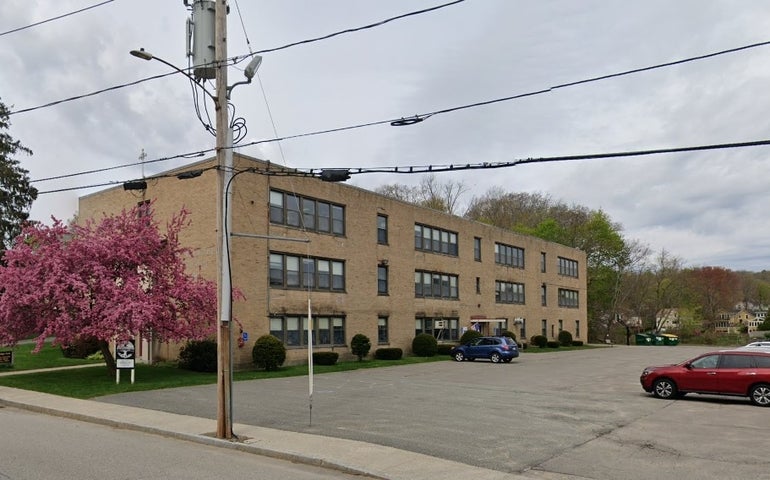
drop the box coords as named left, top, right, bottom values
left=0, top=384, right=522, bottom=480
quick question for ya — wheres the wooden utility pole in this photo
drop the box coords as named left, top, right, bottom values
left=214, top=0, right=232, bottom=440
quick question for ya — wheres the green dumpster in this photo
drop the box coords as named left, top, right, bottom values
left=635, top=333, right=652, bottom=345
left=651, top=334, right=665, bottom=345
left=661, top=334, right=679, bottom=346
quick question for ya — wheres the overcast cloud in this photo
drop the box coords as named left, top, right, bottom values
left=2, top=0, right=770, bottom=271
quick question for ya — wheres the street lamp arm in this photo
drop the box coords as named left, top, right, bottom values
left=129, top=48, right=217, bottom=102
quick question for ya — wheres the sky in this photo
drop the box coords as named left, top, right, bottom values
left=2, top=0, right=770, bottom=272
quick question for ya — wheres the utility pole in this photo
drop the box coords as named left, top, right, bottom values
left=213, top=0, right=232, bottom=440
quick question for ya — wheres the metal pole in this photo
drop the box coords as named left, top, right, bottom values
left=214, top=0, right=231, bottom=440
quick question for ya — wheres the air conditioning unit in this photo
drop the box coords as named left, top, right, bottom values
left=434, top=320, right=446, bottom=328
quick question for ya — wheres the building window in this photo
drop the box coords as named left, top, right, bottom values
left=475, top=277, right=481, bottom=294
left=576, top=320, right=580, bottom=338
left=558, top=319, right=563, bottom=332
left=270, top=315, right=344, bottom=347
left=541, top=284, right=547, bottom=306
left=558, top=288, right=579, bottom=308
left=415, top=317, right=459, bottom=341
left=378, top=316, right=389, bottom=344
left=520, top=318, right=527, bottom=339
left=377, top=214, right=388, bottom=244
left=270, top=252, right=345, bottom=291
left=414, top=224, right=458, bottom=256
left=551, top=324, right=555, bottom=339
left=269, top=189, right=345, bottom=235
left=541, top=319, right=547, bottom=337
left=377, top=265, right=388, bottom=295
left=495, top=281, right=525, bottom=304
left=415, top=270, right=458, bottom=299
left=474, top=237, right=482, bottom=261
left=540, top=252, right=546, bottom=273
left=558, top=257, right=579, bottom=278
left=495, top=242, right=525, bottom=268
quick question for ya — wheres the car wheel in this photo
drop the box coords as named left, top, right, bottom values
left=490, top=352, right=502, bottom=363
left=652, top=378, right=677, bottom=399
left=749, top=384, right=770, bottom=407
left=453, top=351, right=465, bottom=362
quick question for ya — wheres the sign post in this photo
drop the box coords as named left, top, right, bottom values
left=115, top=340, right=136, bottom=384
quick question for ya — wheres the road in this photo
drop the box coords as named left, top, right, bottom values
left=0, top=406, right=374, bottom=480
left=96, top=345, right=770, bottom=479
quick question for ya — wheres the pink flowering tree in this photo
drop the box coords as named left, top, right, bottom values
left=0, top=204, right=219, bottom=373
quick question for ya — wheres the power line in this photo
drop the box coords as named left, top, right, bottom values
left=9, top=0, right=465, bottom=117
left=35, top=137, right=770, bottom=195
left=0, top=0, right=114, bottom=37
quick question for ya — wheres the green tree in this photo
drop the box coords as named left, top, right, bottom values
left=0, top=98, right=38, bottom=254
left=350, top=333, right=371, bottom=361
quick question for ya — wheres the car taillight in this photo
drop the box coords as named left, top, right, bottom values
left=502, top=345, right=509, bottom=350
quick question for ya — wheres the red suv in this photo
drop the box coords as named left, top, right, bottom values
left=640, top=350, right=770, bottom=407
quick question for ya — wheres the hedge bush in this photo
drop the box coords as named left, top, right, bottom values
left=312, top=351, right=339, bottom=366
left=412, top=333, right=438, bottom=357
left=459, top=329, right=482, bottom=344
left=350, top=333, right=371, bottom=361
left=178, top=339, right=217, bottom=372
left=547, top=340, right=561, bottom=348
left=558, top=330, right=573, bottom=347
left=571, top=340, right=584, bottom=347
left=61, top=336, right=101, bottom=359
left=500, top=330, right=517, bottom=341
left=531, top=335, right=548, bottom=348
left=375, top=347, right=403, bottom=360
left=437, top=344, right=455, bottom=355
left=252, top=335, right=286, bottom=371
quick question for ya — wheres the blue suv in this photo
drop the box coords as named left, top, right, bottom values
left=450, top=336, right=519, bottom=363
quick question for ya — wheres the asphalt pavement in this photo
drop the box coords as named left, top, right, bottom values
left=3, top=344, right=770, bottom=480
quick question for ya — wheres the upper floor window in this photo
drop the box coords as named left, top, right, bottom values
left=541, top=284, right=547, bottom=306
left=495, top=242, right=524, bottom=268
left=558, top=257, right=579, bottom=278
left=495, top=281, right=525, bottom=304
left=558, top=288, right=579, bottom=308
left=270, top=189, right=345, bottom=235
left=377, top=265, right=389, bottom=295
left=540, top=252, right=546, bottom=273
left=414, top=270, right=459, bottom=299
left=474, top=237, right=482, bottom=261
left=414, top=224, right=458, bottom=256
left=270, top=252, right=344, bottom=291
left=377, top=214, right=388, bottom=244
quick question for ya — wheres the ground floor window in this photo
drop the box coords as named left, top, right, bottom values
left=415, top=317, right=459, bottom=341
left=378, top=316, right=388, bottom=344
left=270, top=315, right=345, bottom=347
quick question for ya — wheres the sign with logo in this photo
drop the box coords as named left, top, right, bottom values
left=115, top=340, right=135, bottom=370
left=0, top=350, right=13, bottom=366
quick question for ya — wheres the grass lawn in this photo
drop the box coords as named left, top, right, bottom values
left=0, top=351, right=451, bottom=399
left=0, top=341, right=104, bottom=371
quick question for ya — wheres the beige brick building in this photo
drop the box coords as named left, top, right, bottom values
left=79, top=154, right=587, bottom=367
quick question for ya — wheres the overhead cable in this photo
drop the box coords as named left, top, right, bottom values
left=0, top=0, right=114, bottom=37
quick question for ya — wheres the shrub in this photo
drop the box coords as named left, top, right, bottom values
left=61, top=336, right=101, bottom=359
left=558, top=330, right=573, bottom=347
left=571, top=340, right=584, bottom=347
left=178, top=339, right=217, bottom=372
left=459, top=329, right=482, bottom=344
left=500, top=330, right=516, bottom=341
left=531, top=335, right=548, bottom=348
left=412, top=333, right=438, bottom=357
left=312, top=351, right=339, bottom=366
left=547, top=340, right=560, bottom=348
left=252, top=335, right=286, bottom=371
left=350, top=333, right=371, bottom=361
left=437, top=344, right=455, bottom=355
left=375, top=347, right=403, bottom=360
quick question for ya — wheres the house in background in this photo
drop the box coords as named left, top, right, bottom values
left=79, top=154, right=587, bottom=367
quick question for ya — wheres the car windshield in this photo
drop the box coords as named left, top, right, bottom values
left=502, top=337, right=516, bottom=345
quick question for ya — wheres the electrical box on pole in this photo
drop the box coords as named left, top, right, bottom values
left=187, top=0, right=216, bottom=80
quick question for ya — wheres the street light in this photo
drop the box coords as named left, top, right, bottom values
left=130, top=40, right=261, bottom=439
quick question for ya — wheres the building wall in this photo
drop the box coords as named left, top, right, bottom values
left=79, top=155, right=587, bottom=368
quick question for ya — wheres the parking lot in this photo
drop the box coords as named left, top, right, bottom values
left=97, top=345, right=770, bottom=479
